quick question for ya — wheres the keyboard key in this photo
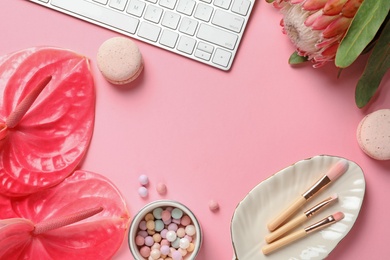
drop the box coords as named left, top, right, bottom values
left=197, top=23, right=238, bottom=50
left=160, top=30, right=179, bottom=48
left=212, top=48, right=232, bottom=67
left=212, top=9, right=244, bottom=33
left=177, top=36, right=196, bottom=54
left=194, top=3, right=214, bottom=22
left=214, top=0, right=232, bottom=9
left=161, top=11, right=181, bottom=30
left=197, top=42, right=214, bottom=53
left=51, top=0, right=139, bottom=34
left=144, top=5, right=164, bottom=23
left=109, top=0, right=128, bottom=11
left=93, top=0, right=108, bottom=5
left=195, top=49, right=212, bottom=61
left=177, top=0, right=196, bottom=16
left=159, top=0, right=178, bottom=9
left=138, top=22, right=161, bottom=42
left=179, top=17, right=198, bottom=36
left=232, top=0, right=251, bottom=16
left=127, top=0, right=146, bottom=17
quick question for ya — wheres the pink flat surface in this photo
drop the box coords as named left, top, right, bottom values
left=2, top=1, right=390, bottom=259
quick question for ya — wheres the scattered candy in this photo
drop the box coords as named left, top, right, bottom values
left=208, top=200, right=219, bottom=211
left=156, top=182, right=167, bottom=195
left=135, top=206, right=197, bottom=259
left=138, top=174, right=149, bottom=186
left=138, top=186, right=148, bottom=198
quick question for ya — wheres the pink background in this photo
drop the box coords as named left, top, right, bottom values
left=2, top=1, right=390, bottom=259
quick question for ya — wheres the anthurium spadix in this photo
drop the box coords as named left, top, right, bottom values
left=0, top=47, right=95, bottom=196
left=0, top=171, right=130, bottom=260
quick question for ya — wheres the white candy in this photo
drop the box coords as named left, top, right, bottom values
left=179, top=237, right=190, bottom=249
left=138, top=186, right=148, bottom=197
left=166, top=230, right=177, bottom=242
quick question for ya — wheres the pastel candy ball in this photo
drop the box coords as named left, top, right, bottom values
left=171, top=208, right=183, bottom=219
left=140, top=246, right=151, bottom=258
left=160, top=245, right=170, bottom=255
left=179, top=237, right=190, bottom=249
left=139, top=220, right=147, bottom=230
left=162, top=210, right=171, bottom=222
left=171, top=250, right=183, bottom=260
left=153, top=233, right=162, bottom=243
left=187, top=243, right=195, bottom=252
left=135, top=235, right=145, bottom=246
left=138, top=174, right=149, bottom=185
left=176, top=227, right=186, bottom=238
left=166, top=230, right=177, bottom=242
left=180, top=215, right=191, bottom=226
left=155, top=220, right=164, bottom=232
left=146, top=220, right=155, bottom=230
left=156, top=182, right=167, bottom=195
left=138, top=186, right=148, bottom=198
left=138, top=230, right=148, bottom=237
left=153, top=208, right=163, bottom=219
left=171, top=237, right=180, bottom=249
left=160, top=229, right=168, bottom=238
left=185, top=225, right=196, bottom=236
left=168, top=223, right=178, bottom=231
left=150, top=248, right=161, bottom=259
left=145, top=236, right=154, bottom=246
left=208, top=200, right=219, bottom=211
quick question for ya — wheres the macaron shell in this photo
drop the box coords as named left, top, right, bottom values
left=97, top=37, right=143, bottom=85
left=357, top=109, right=390, bottom=160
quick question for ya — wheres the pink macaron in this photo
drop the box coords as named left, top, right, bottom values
left=357, top=109, right=390, bottom=160
left=97, top=37, right=143, bottom=85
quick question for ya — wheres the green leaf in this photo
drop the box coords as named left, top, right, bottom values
left=335, top=0, right=390, bottom=68
left=355, top=19, right=390, bottom=108
left=288, top=52, right=308, bottom=65
left=265, top=0, right=274, bottom=3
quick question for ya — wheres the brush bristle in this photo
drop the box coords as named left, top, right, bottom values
left=333, top=212, right=344, bottom=221
left=327, top=160, right=349, bottom=181
left=330, top=193, right=338, bottom=200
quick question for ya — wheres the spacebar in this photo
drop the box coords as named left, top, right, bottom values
left=51, top=0, right=139, bottom=34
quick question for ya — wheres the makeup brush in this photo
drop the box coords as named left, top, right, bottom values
left=267, top=160, right=348, bottom=231
left=265, top=194, right=338, bottom=243
left=262, top=212, right=345, bottom=255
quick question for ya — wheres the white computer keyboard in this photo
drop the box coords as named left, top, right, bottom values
left=27, top=0, right=255, bottom=70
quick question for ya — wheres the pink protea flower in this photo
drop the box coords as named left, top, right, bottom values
left=273, top=0, right=364, bottom=67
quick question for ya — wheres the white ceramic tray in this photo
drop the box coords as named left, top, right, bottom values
left=231, top=155, right=365, bottom=260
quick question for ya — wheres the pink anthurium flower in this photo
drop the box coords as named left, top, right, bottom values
left=0, top=47, right=95, bottom=197
left=0, top=170, right=130, bottom=260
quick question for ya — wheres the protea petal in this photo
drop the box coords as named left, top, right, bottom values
left=305, top=9, right=323, bottom=26
left=342, top=0, right=364, bottom=18
left=303, top=0, right=328, bottom=11
left=323, top=0, right=348, bottom=15
left=290, top=0, right=305, bottom=4
left=316, top=34, right=343, bottom=49
left=311, top=14, right=340, bottom=30
left=322, top=16, right=351, bottom=38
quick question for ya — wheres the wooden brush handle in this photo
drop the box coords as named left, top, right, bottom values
left=262, top=229, right=307, bottom=255
left=265, top=213, right=307, bottom=243
left=267, top=196, right=306, bottom=231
